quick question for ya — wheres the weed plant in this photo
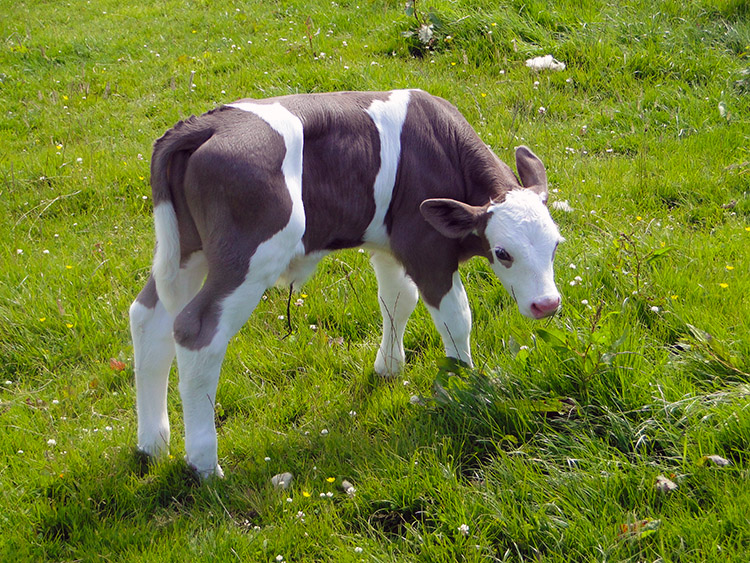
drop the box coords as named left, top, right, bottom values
left=1, top=0, right=749, bottom=560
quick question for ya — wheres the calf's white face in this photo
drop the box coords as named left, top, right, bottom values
left=420, top=189, right=563, bottom=320
left=485, top=190, right=562, bottom=319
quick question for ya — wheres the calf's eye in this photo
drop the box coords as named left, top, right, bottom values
left=494, top=247, right=512, bottom=263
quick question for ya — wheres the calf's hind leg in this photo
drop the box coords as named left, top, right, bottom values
left=173, top=235, right=301, bottom=479
left=130, top=253, right=207, bottom=458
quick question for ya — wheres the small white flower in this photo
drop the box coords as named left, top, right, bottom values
left=320, top=428, right=329, bottom=435
left=16, top=249, right=23, bottom=255
left=276, top=556, right=284, bottom=562
left=265, top=456, right=271, bottom=462
left=538, top=106, right=546, bottom=115
left=47, top=439, right=57, bottom=446
left=17, top=450, right=23, bottom=454
left=458, top=523, right=470, bottom=536
left=52, top=399, right=59, bottom=404
left=76, top=157, right=83, bottom=163
left=354, top=546, right=363, bottom=553
left=42, top=249, right=50, bottom=254
left=650, top=306, right=660, bottom=313
left=326, top=491, right=334, bottom=497
left=569, top=263, right=577, bottom=269
left=581, top=299, right=589, bottom=305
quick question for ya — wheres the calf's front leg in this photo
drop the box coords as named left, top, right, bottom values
left=424, top=271, right=473, bottom=367
left=370, top=251, right=419, bottom=376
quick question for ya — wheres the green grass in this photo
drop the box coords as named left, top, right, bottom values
left=1, top=0, right=749, bottom=560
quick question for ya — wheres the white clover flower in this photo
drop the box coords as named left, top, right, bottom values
left=458, top=523, right=470, bottom=536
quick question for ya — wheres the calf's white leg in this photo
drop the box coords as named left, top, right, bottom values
left=174, top=274, right=270, bottom=479
left=130, top=296, right=175, bottom=458
left=425, top=271, right=473, bottom=367
left=131, top=253, right=208, bottom=458
left=370, top=251, right=419, bottom=376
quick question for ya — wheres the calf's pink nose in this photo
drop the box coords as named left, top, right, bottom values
left=530, top=295, right=561, bottom=319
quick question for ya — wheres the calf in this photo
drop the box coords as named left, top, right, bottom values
left=130, top=89, right=562, bottom=478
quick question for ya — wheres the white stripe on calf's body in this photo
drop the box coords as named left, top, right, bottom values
left=363, top=90, right=411, bottom=246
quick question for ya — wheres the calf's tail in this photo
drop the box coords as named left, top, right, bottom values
left=149, top=113, right=218, bottom=313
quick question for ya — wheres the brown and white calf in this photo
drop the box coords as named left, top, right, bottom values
left=130, top=89, right=562, bottom=478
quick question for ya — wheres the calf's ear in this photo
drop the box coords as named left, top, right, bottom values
left=515, top=146, right=549, bottom=205
left=420, top=198, right=486, bottom=239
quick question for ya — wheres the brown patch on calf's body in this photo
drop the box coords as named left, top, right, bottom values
left=236, top=92, right=388, bottom=253
left=135, top=275, right=159, bottom=309
left=171, top=109, right=294, bottom=350
left=290, top=94, right=384, bottom=252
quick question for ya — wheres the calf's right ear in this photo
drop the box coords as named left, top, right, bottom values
left=420, top=198, right=486, bottom=239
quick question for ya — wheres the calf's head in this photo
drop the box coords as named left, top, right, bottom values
left=420, top=146, right=562, bottom=319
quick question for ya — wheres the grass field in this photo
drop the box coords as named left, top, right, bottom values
left=1, top=0, right=749, bottom=560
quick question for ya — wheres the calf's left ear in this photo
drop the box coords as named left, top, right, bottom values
left=515, top=146, right=549, bottom=205
left=420, top=198, right=486, bottom=239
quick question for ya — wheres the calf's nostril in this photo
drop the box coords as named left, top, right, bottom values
left=532, top=296, right=561, bottom=317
